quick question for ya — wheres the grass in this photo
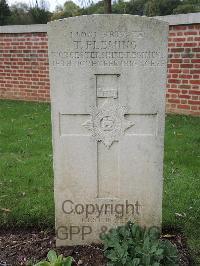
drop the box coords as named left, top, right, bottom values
left=0, top=100, right=199, bottom=263
left=163, top=114, right=200, bottom=264
left=0, top=100, right=54, bottom=227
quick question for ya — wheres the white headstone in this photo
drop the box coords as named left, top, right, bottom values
left=48, top=14, right=168, bottom=246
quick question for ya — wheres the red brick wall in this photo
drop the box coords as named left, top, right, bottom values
left=167, top=24, right=200, bottom=116
left=0, top=25, right=200, bottom=115
left=0, top=33, right=50, bottom=102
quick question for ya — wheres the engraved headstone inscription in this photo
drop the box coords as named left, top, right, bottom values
left=47, top=15, right=169, bottom=246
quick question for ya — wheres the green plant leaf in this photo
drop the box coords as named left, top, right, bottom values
left=34, top=262, right=51, bottom=266
left=142, top=254, right=150, bottom=265
left=155, top=248, right=164, bottom=256
left=102, top=222, right=178, bottom=266
left=143, top=235, right=150, bottom=251
left=150, top=243, right=159, bottom=253
left=148, top=227, right=160, bottom=241
left=47, top=250, right=57, bottom=263
left=153, top=263, right=160, bottom=266
left=57, top=254, right=63, bottom=263
left=107, top=262, right=115, bottom=266
left=54, top=263, right=61, bottom=266
left=63, top=256, right=73, bottom=266
left=132, top=258, right=140, bottom=266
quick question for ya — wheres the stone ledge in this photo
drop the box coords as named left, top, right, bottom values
left=0, top=24, right=47, bottom=33
left=155, top=12, right=200, bottom=25
left=0, top=12, right=199, bottom=33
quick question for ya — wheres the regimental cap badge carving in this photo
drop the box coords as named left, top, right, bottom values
left=82, top=99, right=134, bottom=148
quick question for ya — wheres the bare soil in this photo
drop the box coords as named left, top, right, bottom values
left=0, top=229, right=192, bottom=265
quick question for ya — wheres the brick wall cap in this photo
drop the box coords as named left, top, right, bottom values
left=1, top=14, right=169, bottom=33
left=1, top=13, right=199, bottom=33
left=0, top=24, right=47, bottom=33
left=155, top=12, right=200, bottom=26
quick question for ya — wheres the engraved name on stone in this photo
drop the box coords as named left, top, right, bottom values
left=50, top=30, right=166, bottom=68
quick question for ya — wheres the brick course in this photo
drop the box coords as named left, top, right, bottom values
left=0, top=23, right=200, bottom=115
left=0, top=33, right=50, bottom=102
left=167, top=24, right=200, bottom=116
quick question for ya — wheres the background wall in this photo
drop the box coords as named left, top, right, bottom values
left=165, top=17, right=200, bottom=116
left=0, top=13, right=200, bottom=115
left=0, top=32, right=49, bottom=102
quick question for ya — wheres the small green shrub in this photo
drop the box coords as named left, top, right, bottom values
left=100, top=222, right=179, bottom=266
left=34, top=250, right=73, bottom=266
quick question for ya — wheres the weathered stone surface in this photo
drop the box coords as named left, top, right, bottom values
left=47, top=14, right=169, bottom=246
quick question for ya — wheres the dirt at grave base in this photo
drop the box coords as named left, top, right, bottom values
left=0, top=229, right=192, bottom=266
